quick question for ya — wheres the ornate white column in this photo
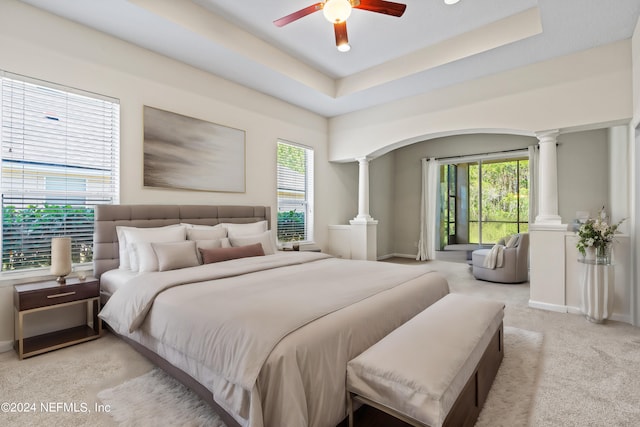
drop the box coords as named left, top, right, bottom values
left=354, top=156, right=373, bottom=221
left=349, top=156, right=378, bottom=260
left=535, top=130, right=562, bottom=225
left=529, top=130, right=567, bottom=315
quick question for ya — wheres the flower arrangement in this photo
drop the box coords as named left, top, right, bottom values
left=576, top=207, right=624, bottom=257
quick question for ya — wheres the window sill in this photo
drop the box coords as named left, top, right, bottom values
left=0, top=263, right=92, bottom=288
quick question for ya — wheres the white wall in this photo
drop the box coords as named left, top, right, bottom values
left=632, top=16, right=640, bottom=326
left=0, top=1, right=360, bottom=347
left=328, top=40, right=632, bottom=162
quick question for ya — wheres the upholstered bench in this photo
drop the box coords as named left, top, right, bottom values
left=346, top=293, right=504, bottom=427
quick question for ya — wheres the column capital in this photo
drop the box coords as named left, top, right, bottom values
left=535, top=129, right=560, bottom=144
left=355, top=156, right=371, bottom=164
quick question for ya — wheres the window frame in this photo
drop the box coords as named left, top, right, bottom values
left=439, top=152, right=529, bottom=247
left=276, top=140, right=314, bottom=244
left=0, top=71, right=120, bottom=278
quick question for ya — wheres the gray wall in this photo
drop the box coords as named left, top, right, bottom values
left=370, top=153, right=396, bottom=257
left=327, top=162, right=359, bottom=225
left=557, top=129, right=610, bottom=222
left=369, top=130, right=610, bottom=258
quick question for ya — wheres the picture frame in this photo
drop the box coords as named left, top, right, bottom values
left=143, top=106, right=245, bottom=193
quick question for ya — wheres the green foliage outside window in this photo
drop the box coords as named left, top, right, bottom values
left=468, top=159, right=529, bottom=243
left=441, top=158, right=529, bottom=247
left=277, top=210, right=305, bottom=242
left=2, top=204, right=94, bottom=271
left=277, top=143, right=306, bottom=173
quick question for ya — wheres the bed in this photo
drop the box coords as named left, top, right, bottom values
left=94, top=204, right=450, bottom=427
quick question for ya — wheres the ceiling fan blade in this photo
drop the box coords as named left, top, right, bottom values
left=274, top=3, right=324, bottom=27
left=334, top=21, right=349, bottom=51
left=354, top=0, right=406, bottom=17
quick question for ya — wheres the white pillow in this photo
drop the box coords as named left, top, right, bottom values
left=130, top=242, right=156, bottom=272
left=506, top=234, right=520, bottom=248
left=224, top=221, right=268, bottom=238
left=194, top=238, right=231, bottom=263
left=187, top=227, right=227, bottom=241
left=152, top=241, right=200, bottom=272
left=229, top=230, right=277, bottom=255
left=181, top=223, right=225, bottom=230
left=116, top=224, right=186, bottom=270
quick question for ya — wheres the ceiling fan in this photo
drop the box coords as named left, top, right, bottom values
left=273, top=0, right=407, bottom=52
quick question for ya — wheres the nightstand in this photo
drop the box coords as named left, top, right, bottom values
left=14, top=277, right=102, bottom=359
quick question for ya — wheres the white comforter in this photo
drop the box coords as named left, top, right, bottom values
left=99, top=252, right=449, bottom=427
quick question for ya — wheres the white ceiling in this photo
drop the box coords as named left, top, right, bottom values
left=19, top=0, right=640, bottom=117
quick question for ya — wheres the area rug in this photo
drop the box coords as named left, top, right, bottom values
left=98, top=326, right=543, bottom=426
left=97, top=368, right=225, bottom=427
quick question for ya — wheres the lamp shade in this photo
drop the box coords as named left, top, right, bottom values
left=323, top=0, right=352, bottom=23
left=51, top=237, right=72, bottom=283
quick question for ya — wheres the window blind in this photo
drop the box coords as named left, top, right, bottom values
left=276, top=141, right=314, bottom=242
left=0, top=73, right=120, bottom=272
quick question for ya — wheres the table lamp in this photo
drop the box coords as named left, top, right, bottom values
left=51, top=237, right=72, bottom=284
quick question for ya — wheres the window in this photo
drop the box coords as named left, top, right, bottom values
left=439, top=156, right=528, bottom=247
left=276, top=141, right=314, bottom=242
left=1, top=72, right=119, bottom=272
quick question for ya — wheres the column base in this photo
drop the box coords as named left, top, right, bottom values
left=351, top=215, right=376, bottom=224
left=534, top=214, right=563, bottom=225
left=349, top=218, right=378, bottom=260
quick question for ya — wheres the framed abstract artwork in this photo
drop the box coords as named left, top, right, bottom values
left=143, top=106, right=245, bottom=192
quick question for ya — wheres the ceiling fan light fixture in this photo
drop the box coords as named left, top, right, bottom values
left=444, top=0, right=460, bottom=4
left=323, top=0, right=352, bottom=24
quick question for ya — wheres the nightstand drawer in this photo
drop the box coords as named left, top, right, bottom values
left=16, top=280, right=99, bottom=311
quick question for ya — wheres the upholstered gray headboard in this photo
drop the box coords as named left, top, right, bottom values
left=92, top=204, right=271, bottom=278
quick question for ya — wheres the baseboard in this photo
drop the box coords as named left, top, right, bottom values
left=610, top=313, right=631, bottom=323
left=0, top=340, right=14, bottom=353
left=392, top=253, right=418, bottom=259
left=377, top=253, right=417, bottom=260
left=534, top=303, right=632, bottom=324
left=566, top=306, right=582, bottom=315
left=528, top=300, right=568, bottom=313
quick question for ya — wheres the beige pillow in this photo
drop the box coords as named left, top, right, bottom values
left=117, top=224, right=186, bottom=270
left=186, top=227, right=227, bottom=241
left=151, top=241, right=200, bottom=272
left=224, top=220, right=268, bottom=238
left=229, top=230, right=277, bottom=255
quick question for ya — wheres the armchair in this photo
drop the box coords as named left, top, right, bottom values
left=471, top=233, right=529, bottom=284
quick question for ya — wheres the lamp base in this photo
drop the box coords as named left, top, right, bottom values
left=56, top=276, right=67, bottom=285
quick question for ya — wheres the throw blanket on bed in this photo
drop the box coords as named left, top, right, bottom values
left=99, top=252, right=439, bottom=424
left=483, top=244, right=505, bottom=269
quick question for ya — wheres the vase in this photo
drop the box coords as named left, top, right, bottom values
left=596, top=244, right=610, bottom=264
left=584, top=246, right=596, bottom=261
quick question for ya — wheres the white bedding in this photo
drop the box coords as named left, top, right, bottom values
left=99, top=252, right=450, bottom=427
left=99, top=268, right=139, bottom=295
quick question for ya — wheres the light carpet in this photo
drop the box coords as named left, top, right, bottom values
left=4, top=259, right=640, bottom=426
left=476, top=327, right=542, bottom=427
left=94, top=326, right=542, bottom=427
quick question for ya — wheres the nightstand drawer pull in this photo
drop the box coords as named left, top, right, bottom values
left=46, top=291, right=76, bottom=299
